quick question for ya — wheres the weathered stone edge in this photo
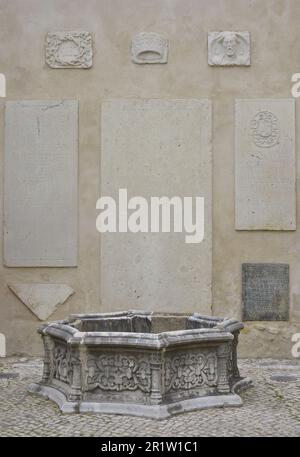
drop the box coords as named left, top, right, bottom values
left=28, top=383, right=243, bottom=419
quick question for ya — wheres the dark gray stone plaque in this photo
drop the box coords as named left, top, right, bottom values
left=242, top=263, right=289, bottom=321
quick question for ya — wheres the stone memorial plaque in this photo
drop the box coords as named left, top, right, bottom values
left=242, top=263, right=289, bottom=321
left=101, top=99, right=212, bottom=313
left=4, top=100, right=78, bottom=266
left=235, top=99, right=296, bottom=230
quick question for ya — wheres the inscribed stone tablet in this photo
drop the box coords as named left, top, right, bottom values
left=235, top=99, right=296, bottom=230
left=242, top=263, right=289, bottom=321
left=4, top=100, right=78, bottom=266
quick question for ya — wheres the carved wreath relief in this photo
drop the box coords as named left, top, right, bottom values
left=208, top=31, right=250, bottom=66
left=86, top=354, right=151, bottom=392
left=164, top=352, right=218, bottom=392
left=250, top=111, right=280, bottom=148
left=45, top=31, right=93, bottom=68
left=131, top=32, right=168, bottom=64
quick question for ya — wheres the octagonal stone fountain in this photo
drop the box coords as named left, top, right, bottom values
left=28, top=310, right=251, bottom=419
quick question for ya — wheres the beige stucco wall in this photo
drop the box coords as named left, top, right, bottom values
left=0, top=0, right=300, bottom=357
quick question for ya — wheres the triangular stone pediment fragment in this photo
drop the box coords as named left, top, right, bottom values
left=8, top=283, right=75, bottom=321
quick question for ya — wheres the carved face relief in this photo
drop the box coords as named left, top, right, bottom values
left=223, top=33, right=238, bottom=57
left=131, top=32, right=168, bottom=64
left=45, top=31, right=93, bottom=68
left=208, top=31, right=250, bottom=66
left=250, top=111, right=280, bottom=148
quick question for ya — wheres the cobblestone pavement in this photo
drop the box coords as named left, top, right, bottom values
left=0, top=357, right=300, bottom=437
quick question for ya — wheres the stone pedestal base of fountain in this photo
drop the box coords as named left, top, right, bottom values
left=28, top=311, right=251, bottom=419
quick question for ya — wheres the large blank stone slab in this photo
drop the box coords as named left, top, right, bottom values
left=4, top=101, right=78, bottom=266
left=8, top=283, right=75, bottom=320
left=235, top=99, right=296, bottom=230
left=242, top=263, right=289, bottom=321
left=101, top=99, right=212, bottom=313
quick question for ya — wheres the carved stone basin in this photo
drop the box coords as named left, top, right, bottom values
left=28, top=310, right=251, bottom=419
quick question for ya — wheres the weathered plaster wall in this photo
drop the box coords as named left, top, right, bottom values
left=0, top=0, right=299, bottom=357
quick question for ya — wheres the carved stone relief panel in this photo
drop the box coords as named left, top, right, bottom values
left=208, top=31, right=250, bottom=66
left=52, top=341, right=73, bottom=384
left=164, top=351, right=218, bottom=393
left=46, top=31, right=92, bottom=68
left=131, top=32, right=168, bottom=64
left=250, top=111, right=280, bottom=148
left=85, top=353, right=151, bottom=393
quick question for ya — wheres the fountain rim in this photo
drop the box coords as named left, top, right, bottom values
left=38, top=310, right=243, bottom=349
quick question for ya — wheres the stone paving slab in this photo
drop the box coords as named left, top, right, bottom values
left=0, top=357, right=300, bottom=437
